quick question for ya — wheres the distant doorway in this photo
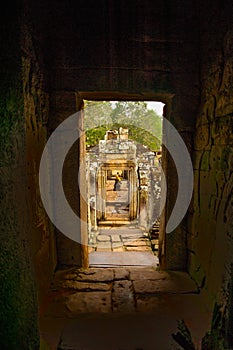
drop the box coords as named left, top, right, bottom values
left=105, top=169, right=130, bottom=220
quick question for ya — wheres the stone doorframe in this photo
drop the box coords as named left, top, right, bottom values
left=96, top=161, right=137, bottom=222
left=54, top=90, right=191, bottom=271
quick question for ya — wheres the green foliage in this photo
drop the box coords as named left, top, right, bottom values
left=86, top=126, right=108, bottom=147
left=84, top=100, right=113, bottom=130
left=84, top=100, right=162, bottom=150
left=111, top=101, right=147, bottom=123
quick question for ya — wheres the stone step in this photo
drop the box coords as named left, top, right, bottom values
left=98, top=220, right=131, bottom=226
left=89, top=251, right=159, bottom=267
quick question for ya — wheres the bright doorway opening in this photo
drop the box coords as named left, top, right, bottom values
left=84, top=100, right=164, bottom=268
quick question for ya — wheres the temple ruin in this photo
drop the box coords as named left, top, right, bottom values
left=0, top=1, right=233, bottom=349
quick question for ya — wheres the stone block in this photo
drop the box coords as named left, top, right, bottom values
left=125, top=246, right=151, bottom=252
left=112, top=242, right=123, bottom=248
left=65, top=291, right=112, bottom=315
left=112, top=280, right=135, bottom=312
left=112, top=247, right=125, bottom=252
left=96, top=246, right=112, bottom=252
left=97, top=235, right=111, bottom=242
left=114, top=268, right=130, bottom=280
left=111, top=235, right=121, bottom=242
left=59, top=280, right=111, bottom=291
left=121, top=232, right=144, bottom=239
left=133, top=272, right=198, bottom=294
left=74, top=268, right=114, bottom=282
left=130, top=268, right=167, bottom=281
left=96, top=241, right=112, bottom=252
left=124, top=240, right=150, bottom=247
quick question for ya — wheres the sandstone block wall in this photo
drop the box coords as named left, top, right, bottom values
left=188, top=1, right=233, bottom=336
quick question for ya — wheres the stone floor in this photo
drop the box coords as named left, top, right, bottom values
left=89, top=251, right=159, bottom=267
left=89, top=227, right=158, bottom=253
left=89, top=226, right=159, bottom=267
left=40, top=267, right=212, bottom=350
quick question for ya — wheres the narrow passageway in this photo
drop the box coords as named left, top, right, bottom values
left=35, top=101, right=215, bottom=349
left=39, top=101, right=213, bottom=349
left=2, top=2, right=233, bottom=350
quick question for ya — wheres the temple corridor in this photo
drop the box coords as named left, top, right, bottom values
left=0, top=1, right=233, bottom=349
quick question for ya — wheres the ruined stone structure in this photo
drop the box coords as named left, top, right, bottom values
left=86, top=128, right=161, bottom=244
left=0, top=1, right=233, bottom=348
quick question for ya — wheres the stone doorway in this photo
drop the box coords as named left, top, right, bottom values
left=85, top=101, right=163, bottom=268
left=105, top=168, right=130, bottom=221
left=97, top=163, right=137, bottom=223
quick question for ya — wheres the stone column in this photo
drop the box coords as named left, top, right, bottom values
left=129, top=166, right=137, bottom=220
left=159, top=94, right=198, bottom=270
left=48, top=92, right=88, bottom=268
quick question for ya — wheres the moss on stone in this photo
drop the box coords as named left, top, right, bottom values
left=0, top=4, right=40, bottom=349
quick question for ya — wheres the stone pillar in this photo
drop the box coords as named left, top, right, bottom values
left=89, top=165, right=98, bottom=232
left=96, top=168, right=104, bottom=221
left=129, top=166, right=137, bottom=220
left=77, top=99, right=88, bottom=267
left=48, top=92, right=88, bottom=268
left=159, top=95, right=198, bottom=270
left=101, top=169, right=107, bottom=219
left=86, top=156, right=92, bottom=241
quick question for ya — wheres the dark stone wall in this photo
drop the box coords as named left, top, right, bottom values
left=188, top=0, right=233, bottom=342
left=0, top=3, right=40, bottom=349
left=22, top=3, right=58, bottom=305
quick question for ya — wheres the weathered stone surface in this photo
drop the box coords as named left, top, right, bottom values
left=65, top=291, right=112, bottom=314
left=133, top=272, right=198, bottom=294
left=124, top=240, right=150, bottom=246
left=88, top=246, right=96, bottom=253
left=125, top=246, right=151, bottom=251
left=73, top=268, right=114, bottom=282
left=130, top=268, right=167, bottom=281
left=89, top=251, right=158, bottom=267
left=54, top=268, right=77, bottom=281
left=112, top=247, right=125, bottom=252
left=112, top=242, right=123, bottom=248
left=4, top=3, right=233, bottom=349
left=112, top=280, right=135, bottom=312
left=121, top=234, right=145, bottom=240
left=136, top=295, right=167, bottom=312
left=114, top=268, right=130, bottom=280
left=97, top=235, right=111, bottom=242
left=96, top=241, right=112, bottom=252
left=58, top=280, right=111, bottom=291
left=111, top=235, right=121, bottom=242
left=96, top=246, right=112, bottom=252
